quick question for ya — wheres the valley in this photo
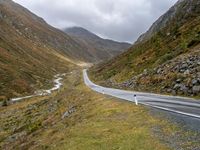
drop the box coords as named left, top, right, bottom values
left=0, top=0, right=200, bottom=149
left=1, top=69, right=200, bottom=150
left=90, top=0, right=200, bottom=98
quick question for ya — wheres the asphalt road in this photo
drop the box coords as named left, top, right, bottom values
left=83, top=69, right=200, bottom=120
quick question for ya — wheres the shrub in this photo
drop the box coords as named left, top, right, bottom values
left=2, top=99, right=8, bottom=106
left=157, top=53, right=174, bottom=64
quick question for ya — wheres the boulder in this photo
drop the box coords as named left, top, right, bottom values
left=172, top=90, right=176, bottom=96
left=157, top=68, right=162, bottom=74
left=174, top=83, right=182, bottom=90
left=173, top=83, right=187, bottom=93
left=180, top=85, right=188, bottom=93
left=176, top=79, right=182, bottom=83
left=192, top=86, right=200, bottom=94
left=184, top=69, right=190, bottom=75
left=192, top=79, right=198, bottom=85
left=180, top=63, right=188, bottom=70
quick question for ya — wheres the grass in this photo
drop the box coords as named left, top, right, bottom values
left=1, top=69, right=200, bottom=149
left=58, top=93, right=170, bottom=150
left=89, top=12, right=200, bottom=98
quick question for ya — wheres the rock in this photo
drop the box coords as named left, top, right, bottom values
left=174, top=84, right=181, bottom=90
left=172, top=90, right=176, bottom=96
left=62, top=107, right=76, bottom=119
left=192, top=79, right=198, bottom=85
left=176, top=79, right=182, bottom=83
left=184, top=69, right=190, bottom=75
left=197, top=78, right=200, bottom=84
left=173, top=83, right=187, bottom=93
left=143, top=69, right=148, bottom=75
left=167, top=89, right=172, bottom=93
left=157, top=68, right=162, bottom=74
left=7, top=131, right=27, bottom=142
left=180, top=85, right=188, bottom=93
left=186, top=59, right=192, bottom=64
left=181, top=63, right=188, bottom=69
left=192, top=86, right=200, bottom=94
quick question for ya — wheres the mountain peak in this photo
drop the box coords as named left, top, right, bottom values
left=64, top=26, right=131, bottom=61
left=66, top=26, right=90, bottom=32
left=64, top=26, right=100, bottom=40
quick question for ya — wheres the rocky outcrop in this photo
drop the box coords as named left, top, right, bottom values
left=107, top=47, right=200, bottom=97
left=136, top=0, right=200, bottom=44
left=91, top=0, right=200, bottom=99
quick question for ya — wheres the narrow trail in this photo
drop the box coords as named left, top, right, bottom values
left=11, top=73, right=66, bottom=102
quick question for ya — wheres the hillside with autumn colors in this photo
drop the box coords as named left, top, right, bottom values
left=0, top=0, right=129, bottom=100
left=90, top=0, right=200, bottom=98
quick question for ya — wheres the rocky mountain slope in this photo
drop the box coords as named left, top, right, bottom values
left=0, top=0, right=79, bottom=101
left=136, top=0, right=200, bottom=43
left=64, top=27, right=130, bottom=62
left=90, top=0, right=200, bottom=98
left=0, top=0, right=126, bottom=101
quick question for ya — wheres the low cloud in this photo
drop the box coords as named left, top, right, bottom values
left=13, top=0, right=177, bottom=42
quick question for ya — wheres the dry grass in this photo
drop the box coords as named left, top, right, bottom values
left=1, top=69, right=199, bottom=150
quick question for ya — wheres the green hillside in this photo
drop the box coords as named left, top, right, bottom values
left=90, top=0, right=200, bottom=97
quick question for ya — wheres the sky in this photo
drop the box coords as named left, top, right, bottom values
left=13, top=0, right=177, bottom=43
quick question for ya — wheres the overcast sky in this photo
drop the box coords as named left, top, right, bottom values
left=13, top=0, right=177, bottom=43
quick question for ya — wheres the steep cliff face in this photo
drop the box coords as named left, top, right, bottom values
left=90, top=0, right=200, bottom=97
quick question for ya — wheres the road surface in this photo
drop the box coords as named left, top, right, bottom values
left=83, top=69, right=200, bottom=119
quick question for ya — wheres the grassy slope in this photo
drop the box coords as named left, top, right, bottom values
left=1, top=69, right=199, bottom=150
left=89, top=1, right=200, bottom=97
left=0, top=0, right=129, bottom=101
left=0, top=36, right=75, bottom=99
left=91, top=16, right=200, bottom=81
left=64, top=27, right=131, bottom=62
left=0, top=0, right=81, bottom=100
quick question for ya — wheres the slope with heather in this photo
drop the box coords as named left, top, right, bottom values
left=90, top=0, right=200, bottom=97
left=64, top=27, right=130, bottom=62
left=0, top=0, right=132, bottom=101
left=0, top=0, right=81, bottom=100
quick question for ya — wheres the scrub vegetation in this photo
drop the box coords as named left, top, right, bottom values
left=90, top=0, right=200, bottom=98
left=1, top=69, right=199, bottom=149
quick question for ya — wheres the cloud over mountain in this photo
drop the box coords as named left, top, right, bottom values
left=13, top=0, right=177, bottom=42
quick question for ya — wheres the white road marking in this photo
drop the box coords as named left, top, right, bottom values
left=83, top=69, right=200, bottom=119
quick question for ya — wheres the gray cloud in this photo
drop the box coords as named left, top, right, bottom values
left=13, top=0, right=177, bottom=42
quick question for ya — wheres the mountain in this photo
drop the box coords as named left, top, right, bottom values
left=90, top=0, right=200, bottom=97
left=0, top=0, right=121, bottom=100
left=64, top=27, right=131, bottom=62
left=0, top=0, right=130, bottom=101
left=0, top=0, right=84, bottom=100
left=136, top=0, right=200, bottom=43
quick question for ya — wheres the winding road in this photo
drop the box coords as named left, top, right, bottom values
left=83, top=69, right=200, bottom=119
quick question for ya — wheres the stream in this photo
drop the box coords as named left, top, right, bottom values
left=11, top=73, right=66, bottom=102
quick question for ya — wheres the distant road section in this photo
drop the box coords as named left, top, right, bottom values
left=83, top=69, right=200, bottom=119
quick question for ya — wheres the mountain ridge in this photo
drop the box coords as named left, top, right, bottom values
left=90, top=0, right=200, bottom=98
left=136, top=0, right=200, bottom=44
left=64, top=26, right=131, bottom=62
left=0, top=0, right=131, bottom=100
